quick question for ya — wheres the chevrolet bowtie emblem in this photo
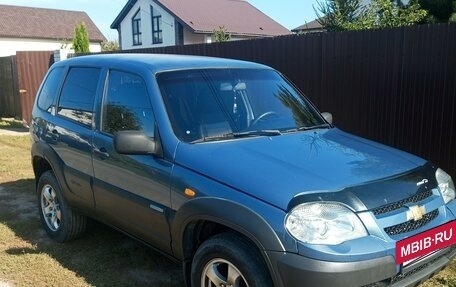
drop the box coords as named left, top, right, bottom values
left=406, top=205, right=426, bottom=221
left=416, top=179, right=429, bottom=186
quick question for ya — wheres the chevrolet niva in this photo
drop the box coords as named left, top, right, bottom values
left=30, top=54, right=456, bottom=287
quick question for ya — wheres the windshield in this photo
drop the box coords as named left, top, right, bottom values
left=157, top=68, right=326, bottom=143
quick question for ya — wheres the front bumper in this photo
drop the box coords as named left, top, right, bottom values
left=267, top=245, right=456, bottom=287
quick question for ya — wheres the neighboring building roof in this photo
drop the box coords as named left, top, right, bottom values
left=111, top=0, right=291, bottom=37
left=292, top=19, right=324, bottom=33
left=0, top=4, right=106, bottom=42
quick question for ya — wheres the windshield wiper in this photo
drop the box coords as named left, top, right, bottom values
left=282, top=123, right=331, bottom=134
left=297, top=123, right=331, bottom=131
left=191, top=134, right=233, bottom=143
left=232, top=130, right=282, bottom=138
left=191, top=130, right=282, bottom=143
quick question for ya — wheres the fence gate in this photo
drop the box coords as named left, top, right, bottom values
left=15, top=51, right=54, bottom=123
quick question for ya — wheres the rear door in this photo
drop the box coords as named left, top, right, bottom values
left=92, top=69, right=173, bottom=253
left=50, top=67, right=101, bottom=211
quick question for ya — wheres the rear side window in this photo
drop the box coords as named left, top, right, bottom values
left=57, top=67, right=100, bottom=126
left=102, top=70, right=154, bottom=137
left=37, top=67, right=64, bottom=112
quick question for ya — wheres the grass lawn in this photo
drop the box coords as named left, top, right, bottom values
left=0, top=135, right=183, bottom=287
left=0, top=134, right=455, bottom=286
left=0, top=118, right=25, bottom=129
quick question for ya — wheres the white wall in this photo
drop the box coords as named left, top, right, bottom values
left=119, top=0, right=176, bottom=50
left=183, top=28, right=205, bottom=45
left=0, top=38, right=101, bottom=57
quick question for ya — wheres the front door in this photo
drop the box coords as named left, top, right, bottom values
left=92, top=70, right=172, bottom=253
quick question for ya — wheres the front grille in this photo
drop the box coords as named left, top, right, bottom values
left=373, top=189, right=433, bottom=216
left=384, top=209, right=439, bottom=236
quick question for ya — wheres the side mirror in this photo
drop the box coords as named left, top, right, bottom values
left=114, top=131, right=156, bottom=155
left=321, top=112, right=333, bottom=125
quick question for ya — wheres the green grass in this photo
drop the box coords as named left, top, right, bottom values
left=1, top=135, right=455, bottom=286
left=0, top=136, right=183, bottom=287
left=0, top=118, right=25, bottom=129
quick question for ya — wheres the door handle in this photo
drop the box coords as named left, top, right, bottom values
left=94, top=147, right=110, bottom=159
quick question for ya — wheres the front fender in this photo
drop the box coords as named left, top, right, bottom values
left=171, top=197, right=285, bottom=260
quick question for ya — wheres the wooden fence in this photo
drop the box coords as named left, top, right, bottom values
left=121, top=23, right=456, bottom=177
left=0, top=51, right=54, bottom=123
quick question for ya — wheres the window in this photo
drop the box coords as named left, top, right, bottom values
left=151, top=6, right=162, bottom=44
left=37, top=67, right=64, bottom=113
left=102, top=71, right=154, bottom=137
left=176, top=22, right=183, bottom=46
left=132, top=9, right=142, bottom=46
left=157, top=69, right=323, bottom=142
left=57, top=67, right=100, bottom=126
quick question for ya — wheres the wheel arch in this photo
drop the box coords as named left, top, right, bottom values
left=32, top=142, right=64, bottom=187
left=171, top=197, right=284, bottom=287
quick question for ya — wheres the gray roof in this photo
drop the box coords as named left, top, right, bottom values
left=111, top=0, right=291, bottom=37
left=0, top=4, right=106, bottom=42
left=292, top=19, right=324, bottom=33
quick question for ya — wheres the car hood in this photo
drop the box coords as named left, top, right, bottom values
left=174, top=128, right=427, bottom=211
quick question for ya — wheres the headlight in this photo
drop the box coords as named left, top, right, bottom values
left=285, top=202, right=367, bottom=245
left=436, top=168, right=455, bottom=204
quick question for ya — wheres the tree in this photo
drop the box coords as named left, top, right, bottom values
left=101, top=40, right=120, bottom=52
left=212, top=26, right=231, bottom=42
left=314, top=0, right=372, bottom=31
left=370, top=0, right=428, bottom=28
left=72, top=22, right=90, bottom=53
left=418, top=0, right=456, bottom=23
left=60, top=38, right=70, bottom=49
left=315, top=0, right=427, bottom=31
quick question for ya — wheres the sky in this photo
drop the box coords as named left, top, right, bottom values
left=0, top=0, right=320, bottom=40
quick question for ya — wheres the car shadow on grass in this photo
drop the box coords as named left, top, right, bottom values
left=0, top=179, right=184, bottom=287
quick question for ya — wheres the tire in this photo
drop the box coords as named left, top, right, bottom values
left=37, top=170, right=86, bottom=242
left=191, top=232, right=273, bottom=287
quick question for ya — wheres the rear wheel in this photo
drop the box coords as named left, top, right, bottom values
left=37, top=171, right=86, bottom=242
left=191, top=232, right=272, bottom=287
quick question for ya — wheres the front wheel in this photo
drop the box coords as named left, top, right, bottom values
left=37, top=171, right=86, bottom=242
left=191, top=232, right=272, bottom=287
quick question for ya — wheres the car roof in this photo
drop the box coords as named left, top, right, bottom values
left=53, top=53, right=271, bottom=73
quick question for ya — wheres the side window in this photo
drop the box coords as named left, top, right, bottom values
left=37, top=67, right=64, bottom=112
left=102, top=70, right=154, bottom=137
left=132, top=9, right=142, bottom=46
left=151, top=6, right=163, bottom=44
left=57, top=67, right=100, bottom=127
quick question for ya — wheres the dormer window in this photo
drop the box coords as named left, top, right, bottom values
left=151, top=6, right=163, bottom=44
left=132, top=9, right=142, bottom=46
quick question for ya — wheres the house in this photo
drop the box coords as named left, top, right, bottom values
left=111, top=0, right=292, bottom=50
left=0, top=4, right=106, bottom=57
left=292, top=19, right=325, bottom=34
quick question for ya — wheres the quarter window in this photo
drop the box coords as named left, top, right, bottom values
left=37, top=67, right=64, bottom=112
left=132, top=9, right=142, bottom=46
left=151, top=6, right=162, bottom=44
left=102, top=71, right=154, bottom=137
left=57, top=67, right=100, bottom=126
